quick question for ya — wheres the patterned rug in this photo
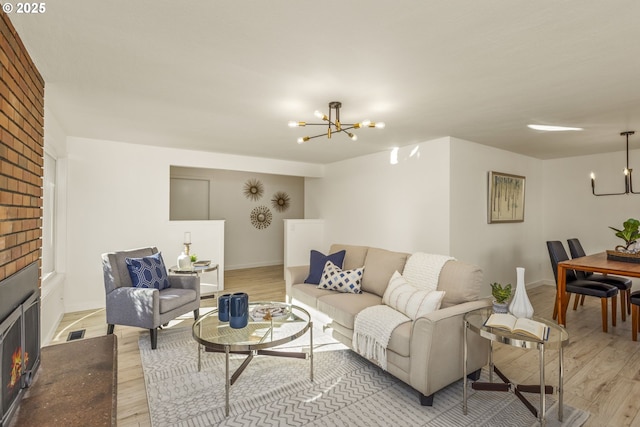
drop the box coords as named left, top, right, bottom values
left=139, top=326, right=589, bottom=427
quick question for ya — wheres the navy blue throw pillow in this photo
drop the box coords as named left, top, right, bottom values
left=304, top=249, right=347, bottom=285
left=125, top=252, right=171, bottom=290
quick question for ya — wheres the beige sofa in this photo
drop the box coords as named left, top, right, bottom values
left=286, top=244, right=491, bottom=405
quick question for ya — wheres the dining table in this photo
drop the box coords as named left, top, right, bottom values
left=556, top=252, right=640, bottom=326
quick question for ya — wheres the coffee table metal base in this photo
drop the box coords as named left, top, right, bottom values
left=197, top=323, right=314, bottom=416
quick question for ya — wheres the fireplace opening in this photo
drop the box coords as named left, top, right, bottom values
left=0, top=263, right=40, bottom=427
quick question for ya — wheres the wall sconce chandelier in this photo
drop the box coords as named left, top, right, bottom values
left=591, top=131, right=640, bottom=196
left=288, top=101, right=385, bottom=144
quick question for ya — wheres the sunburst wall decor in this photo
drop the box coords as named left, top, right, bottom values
left=250, top=206, right=272, bottom=229
left=243, top=178, right=264, bottom=201
left=271, top=191, right=291, bottom=212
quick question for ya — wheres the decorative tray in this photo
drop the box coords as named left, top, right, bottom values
left=250, top=303, right=289, bottom=321
left=606, top=250, right=640, bottom=264
left=193, top=260, right=211, bottom=267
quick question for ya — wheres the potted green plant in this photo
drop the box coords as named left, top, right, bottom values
left=609, top=218, right=640, bottom=252
left=490, top=282, right=512, bottom=313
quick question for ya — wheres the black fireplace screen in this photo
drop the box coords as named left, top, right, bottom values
left=0, top=262, right=40, bottom=427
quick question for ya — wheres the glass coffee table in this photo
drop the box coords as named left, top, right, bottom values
left=463, top=307, right=569, bottom=426
left=192, top=301, right=313, bottom=416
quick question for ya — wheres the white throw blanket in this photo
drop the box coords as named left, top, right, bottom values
left=353, top=305, right=410, bottom=371
left=353, top=253, right=454, bottom=371
left=403, top=252, right=455, bottom=291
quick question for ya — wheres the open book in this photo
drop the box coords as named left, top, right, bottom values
left=485, top=313, right=549, bottom=340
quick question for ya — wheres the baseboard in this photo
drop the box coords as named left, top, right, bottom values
left=225, top=261, right=283, bottom=270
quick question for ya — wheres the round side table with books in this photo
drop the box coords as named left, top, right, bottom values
left=463, top=307, right=569, bottom=426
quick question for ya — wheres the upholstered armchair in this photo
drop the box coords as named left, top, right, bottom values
left=102, top=247, right=200, bottom=349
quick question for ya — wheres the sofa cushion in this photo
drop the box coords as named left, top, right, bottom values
left=317, top=292, right=381, bottom=329
left=438, top=260, right=483, bottom=306
left=125, top=252, right=170, bottom=290
left=387, top=321, right=411, bottom=357
left=291, top=283, right=335, bottom=308
left=331, top=313, right=411, bottom=358
left=317, top=261, right=364, bottom=294
left=383, top=271, right=445, bottom=319
left=329, top=244, right=369, bottom=271
left=304, top=249, right=346, bottom=284
left=361, top=248, right=409, bottom=297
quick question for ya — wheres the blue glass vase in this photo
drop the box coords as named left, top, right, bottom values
left=218, top=293, right=231, bottom=322
left=229, top=292, right=249, bottom=329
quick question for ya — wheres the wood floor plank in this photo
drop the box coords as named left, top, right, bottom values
left=49, top=266, right=640, bottom=426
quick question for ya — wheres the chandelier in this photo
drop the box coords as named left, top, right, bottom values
left=590, top=131, right=640, bottom=196
left=288, top=101, right=385, bottom=144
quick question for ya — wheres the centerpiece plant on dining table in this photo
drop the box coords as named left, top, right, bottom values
left=609, top=218, right=640, bottom=252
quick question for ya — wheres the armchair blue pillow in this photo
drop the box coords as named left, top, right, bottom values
left=125, top=252, right=171, bottom=290
left=304, top=249, right=347, bottom=284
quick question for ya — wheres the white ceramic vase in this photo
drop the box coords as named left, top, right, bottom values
left=177, top=251, right=191, bottom=269
left=509, top=267, right=534, bottom=318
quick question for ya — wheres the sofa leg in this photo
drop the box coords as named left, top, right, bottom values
left=467, top=368, right=482, bottom=381
left=194, top=309, right=200, bottom=320
left=107, top=324, right=114, bottom=335
left=419, top=393, right=434, bottom=406
left=150, top=328, right=158, bottom=349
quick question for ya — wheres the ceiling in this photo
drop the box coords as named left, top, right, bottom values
left=8, top=1, right=640, bottom=164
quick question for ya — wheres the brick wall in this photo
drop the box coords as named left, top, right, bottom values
left=0, top=12, right=45, bottom=282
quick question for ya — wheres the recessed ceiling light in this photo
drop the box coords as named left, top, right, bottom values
left=527, top=124, right=583, bottom=131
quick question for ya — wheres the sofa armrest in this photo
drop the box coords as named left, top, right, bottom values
left=285, top=265, right=309, bottom=301
left=408, top=298, right=492, bottom=397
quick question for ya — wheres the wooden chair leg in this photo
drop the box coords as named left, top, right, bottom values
left=621, top=291, right=627, bottom=322
left=601, top=298, right=608, bottom=333
left=580, top=294, right=586, bottom=306
left=633, top=304, right=639, bottom=341
left=573, top=294, right=580, bottom=310
left=612, top=295, right=617, bottom=327
left=627, top=290, right=632, bottom=315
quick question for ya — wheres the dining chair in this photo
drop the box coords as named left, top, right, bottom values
left=546, top=241, right=618, bottom=332
left=632, top=292, right=640, bottom=340
left=567, top=238, right=632, bottom=321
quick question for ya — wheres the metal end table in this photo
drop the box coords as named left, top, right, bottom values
left=463, top=307, right=569, bottom=426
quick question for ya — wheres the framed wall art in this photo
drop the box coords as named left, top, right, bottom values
left=488, top=171, right=525, bottom=223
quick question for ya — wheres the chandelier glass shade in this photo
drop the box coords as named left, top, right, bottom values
left=590, top=131, right=640, bottom=196
left=289, top=101, right=385, bottom=144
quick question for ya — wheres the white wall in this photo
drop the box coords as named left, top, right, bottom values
left=64, top=137, right=323, bottom=312
left=284, top=219, right=325, bottom=270
left=305, top=136, right=548, bottom=300
left=305, top=138, right=451, bottom=254
left=450, top=138, right=544, bottom=297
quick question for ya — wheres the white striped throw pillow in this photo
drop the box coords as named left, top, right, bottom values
left=383, top=271, right=445, bottom=320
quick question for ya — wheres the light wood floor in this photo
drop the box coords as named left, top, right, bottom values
left=50, top=266, right=640, bottom=426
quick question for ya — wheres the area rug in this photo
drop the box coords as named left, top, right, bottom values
left=139, top=327, right=589, bottom=427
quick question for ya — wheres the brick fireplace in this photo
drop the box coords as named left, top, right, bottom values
left=0, top=9, right=45, bottom=427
